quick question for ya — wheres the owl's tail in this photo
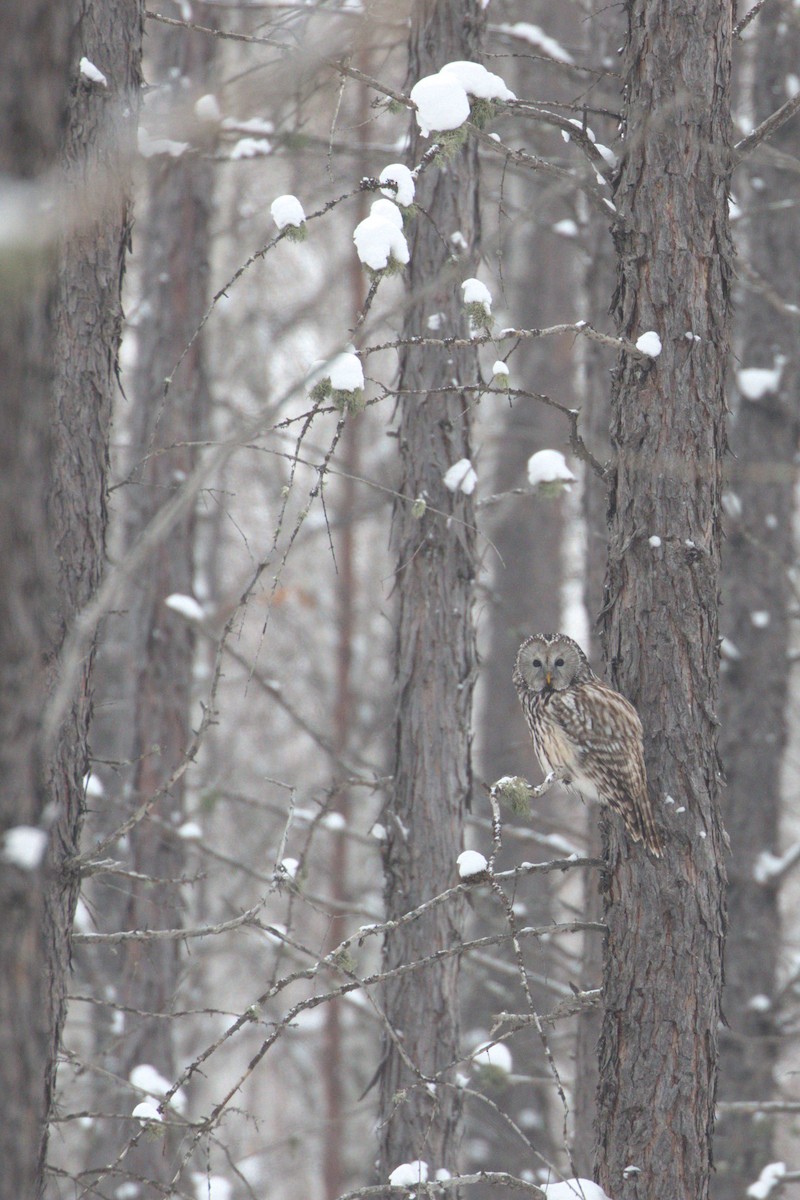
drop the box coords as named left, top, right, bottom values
left=630, top=797, right=663, bottom=859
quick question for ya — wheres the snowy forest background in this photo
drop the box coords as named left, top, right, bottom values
left=5, top=0, right=800, bottom=1198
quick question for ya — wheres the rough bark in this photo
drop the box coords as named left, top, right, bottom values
left=595, top=3, right=733, bottom=1199
left=79, top=8, right=212, bottom=1190
left=378, top=0, right=484, bottom=1177
left=0, top=1, right=141, bottom=1194
left=713, top=4, right=799, bottom=1193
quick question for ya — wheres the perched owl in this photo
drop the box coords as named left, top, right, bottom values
left=513, top=632, right=662, bottom=857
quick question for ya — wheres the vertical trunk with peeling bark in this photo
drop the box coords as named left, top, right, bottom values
left=595, top=3, right=732, bottom=1198
left=714, top=4, right=799, bottom=1193
left=379, top=0, right=483, bottom=1177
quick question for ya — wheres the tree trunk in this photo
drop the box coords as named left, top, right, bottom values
left=378, top=0, right=484, bottom=1178
left=595, top=3, right=733, bottom=1199
left=79, top=8, right=212, bottom=1191
left=0, top=0, right=140, bottom=1193
left=714, top=3, right=799, bottom=1192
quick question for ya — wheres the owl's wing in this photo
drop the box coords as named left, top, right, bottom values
left=549, top=679, right=647, bottom=803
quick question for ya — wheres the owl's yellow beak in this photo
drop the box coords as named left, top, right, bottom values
left=545, top=671, right=552, bottom=686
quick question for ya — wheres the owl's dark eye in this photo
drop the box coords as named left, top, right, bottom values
left=532, top=658, right=542, bottom=668
left=555, top=657, right=564, bottom=668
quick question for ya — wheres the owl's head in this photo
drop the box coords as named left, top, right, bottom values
left=513, top=633, right=592, bottom=693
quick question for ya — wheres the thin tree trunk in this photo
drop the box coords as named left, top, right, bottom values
left=378, top=0, right=484, bottom=1177
left=595, top=3, right=733, bottom=1198
left=714, top=3, right=799, bottom=1192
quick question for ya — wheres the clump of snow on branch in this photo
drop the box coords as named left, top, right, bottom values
left=191, top=1175, right=232, bottom=1200
left=84, top=772, right=104, bottom=798
left=553, top=218, right=579, bottom=238
left=2, top=826, right=48, bottom=871
left=79, top=57, right=108, bottom=86
left=279, top=857, right=299, bottom=880
left=165, top=593, right=204, bottom=622
left=379, top=163, right=415, bottom=207
left=410, top=61, right=514, bottom=137
left=439, top=60, right=516, bottom=102
left=527, top=449, right=576, bottom=489
left=496, top=22, right=575, bottom=64
left=177, top=820, right=203, bottom=841
left=737, top=355, right=786, bottom=401
left=542, top=1180, right=616, bottom=1200
left=443, top=458, right=477, bottom=495
left=231, top=138, right=272, bottom=160
left=132, top=1100, right=163, bottom=1124
left=472, top=1040, right=513, bottom=1076
left=461, top=276, right=492, bottom=331
left=457, top=850, right=488, bottom=878
left=388, top=1160, right=429, bottom=1187
left=328, top=353, right=364, bottom=393
left=353, top=214, right=409, bottom=272
left=648, top=535, right=662, bottom=548
left=130, top=1063, right=187, bottom=1114
left=138, top=129, right=188, bottom=158
left=270, top=194, right=306, bottom=239
left=492, top=360, right=510, bottom=388
left=369, top=198, right=403, bottom=229
left=194, top=93, right=221, bottom=124
left=747, top=1163, right=786, bottom=1200
left=635, top=330, right=662, bottom=357
left=753, top=843, right=800, bottom=884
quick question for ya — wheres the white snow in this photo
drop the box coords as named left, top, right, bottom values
left=492, top=360, right=510, bottom=378
left=439, top=60, right=516, bottom=101
left=457, top=850, right=488, bottom=878
left=270, top=194, right=306, bottom=230
left=722, top=491, right=743, bottom=519
left=370, top=198, right=403, bottom=229
left=595, top=143, right=618, bottom=168
left=747, top=1163, right=786, bottom=1200
left=379, top=163, right=415, bottom=207
left=321, top=811, right=347, bottom=831
left=84, top=772, right=105, bottom=798
left=720, top=637, right=742, bottom=662
left=328, top=352, right=364, bottom=393
left=527, top=449, right=576, bottom=487
left=542, top=1180, right=614, bottom=1200
left=165, top=593, right=204, bottom=621
left=746, top=994, right=772, bottom=1012
left=648, top=535, right=662, bottom=548
left=230, top=137, right=272, bottom=159
left=353, top=215, right=410, bottom=270
left=472, top=1040, right=513, bottom=1073
left=194, top=93, right=221, bottom=123
left=221, top=116, right=274, bottom=135
left=753, top=844, right=800, bottom=883
left=443, top=458, right=478, bottom=495
left=192, top=1176, right=232, bottom=1200
left=461, top=277, right=492, bottom=312
left=132, top=1100, right=162, bottom=1123
left=410, top=73, right=471, bottom=136
left=496, top=23, right=575, bottom=64
left=138, top=130, right=189, bottom=158
left=737, top=357, right=785, bottom=400
left=130, top=1063, right=186, bottom=1113
left=388, top=1161, right=429, bottom=1187
left=177, top=821, right=203, bottom=840
left=635, top=330, right=662, bottom=357
left=553, top=218, right=579, bottom=238
left=280, top=857, right=299, bottom=879
left=751, top=611, right=771, bottom=628
left=3, top=826, right=48, bottom=870
left=80, top=57, right=108, bottom=86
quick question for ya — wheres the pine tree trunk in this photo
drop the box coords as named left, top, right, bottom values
left=714, top=2, right=799, bottom=1192
left=378, top=0, right=484, bottom=1178
left=595, top=3, right=733, bottom=1198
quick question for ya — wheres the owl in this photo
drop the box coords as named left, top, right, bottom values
left=513, top=632, right=662, bottom=857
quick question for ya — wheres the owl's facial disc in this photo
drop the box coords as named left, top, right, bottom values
left=518, top=636, right=581, bottom=692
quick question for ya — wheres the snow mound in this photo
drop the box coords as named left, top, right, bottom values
left=443, top=459, right=477, bottom=495
left=527, top=449, right=576, bottom=487
left=353, top=215, right=409, bottom=270
left=635, top=330, right=662, bottom=357
left=379, top=163, right=415, bottom=207
left=270, top=194, right=306, bottom=229
left=457, top=850, right=488, bottom=878
left=410, top=73, right=470, bottom=137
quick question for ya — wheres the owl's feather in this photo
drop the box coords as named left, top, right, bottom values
left=514, top=633, right=662, bottom=857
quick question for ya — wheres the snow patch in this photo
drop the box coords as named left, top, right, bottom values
left=542, top=1180, right=615, bottom=1200
left=328, top=352, right=364, bottom=393
left=737, top=357, right=786, bottom=401
left=443, top=458, right=478, bottom=495
left=457, top=850, right=488, bottom=878
left=370, top=198, right=403, bottom=229
left=635, top=330, right=662, bottom=357
left=194, top=93, right=221, bottom=123
left=553, top=218, right=579, bottom=238
left=648, top=535, right=662, bottom=548
left=527, top=449, right=576, bottom=487
left=747, top=1163, right=786, bottom=1200
left=353, top=215, right=409, bottom=270
left=472, top=1040, right=513, bottom=1073
left=388, top=1161, right=429, bottom=1187
left=165, top=593, right=204, bottom=622
left=410, top=73, right=470, bottom=137
left=439, top=60, right=516, bottom=101
left=496, top=23, right=575, bottom=64
left=461, top=277, right=492, bottom=312
left=3, top=826, right=48, bottom=870
left=80, top=57, right=108, bottom=86
left=379, top=163, right=415, bottom=207
left=231, top=137, right=272, bottom=159
left=270, top=194, right=306, bottom=230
